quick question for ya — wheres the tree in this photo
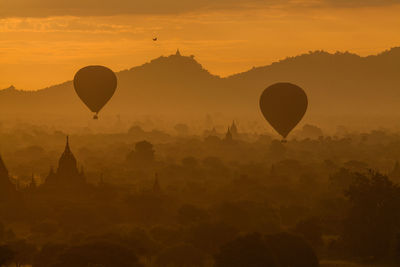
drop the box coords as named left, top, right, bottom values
left=0, top=223, right=4, bottom=242
left=177, top=204, right=208, bottom=225
left=128, top=125, right=145, bottom=136
left=155, top=243, right=206, bottom=267
left=174, top=123, right=190, bottom=136
left=329, top=168, right=355, bottom=192
left=53, top=241, right=143, bottom=267
left=8, top=239, right=37, bottom=267
left=298, top=124, right=323, bottom=139
left=0, top=245, right=13, bottom=267
left=33, top=243, right=66, bottom=267
left=293, top=218, right=323, bottom=247
left=181, top=157, right=199, bottom=169
left=214, top=233, right=278, bottom=267
left=343, top=171, right=400, bottom=260
left=215, top=201, right=280, bottom=233
left=265, top=232, right=319, bottom=267
left=127, top=192, right=166, bottom=224
left=268, top=140, right=286, bottom=159
left=127, top=140, right=155, bottom=165
left=187, top=222, right=238, bottom=254
left=124, top=228, right=159, bottom=260
left=215, top=232, right=319, bottom=267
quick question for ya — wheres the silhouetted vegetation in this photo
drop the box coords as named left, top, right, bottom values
left=0, top=122, right=400, bottom=266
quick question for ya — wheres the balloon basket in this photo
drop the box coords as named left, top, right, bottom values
left=93, top=114, right=99, bottom=120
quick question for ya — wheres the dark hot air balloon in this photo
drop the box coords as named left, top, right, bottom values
left=259, top=83, right=308, bottom=141
left=73, top=65, right=117, bottom=119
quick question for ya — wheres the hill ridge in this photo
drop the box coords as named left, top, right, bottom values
left=3, top=46, right=400, bottom=92
left=1, top=46, right=400, bottom=126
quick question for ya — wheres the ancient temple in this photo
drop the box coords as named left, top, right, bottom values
left=224, top=127, right=233, bottom=141
left=44, top=136, right=85, bottom=187
left=0, top=155, right=17, bottom=201
left=230, top=121, right=238, bottom=136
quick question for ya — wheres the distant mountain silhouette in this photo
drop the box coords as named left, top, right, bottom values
left=1, top=48, right=400, bottom=123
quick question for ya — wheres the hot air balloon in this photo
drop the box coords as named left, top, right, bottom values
left=73, top=65, right=117, bottom=119
left=259, top=83, right=308, bottom=141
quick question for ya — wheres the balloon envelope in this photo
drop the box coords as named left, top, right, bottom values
left=259, top=83, right=308, bottom=139
left=73, top=65, right=117, bottom=116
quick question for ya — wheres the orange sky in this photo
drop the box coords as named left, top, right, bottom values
left=1, top=1, right=400, bottom=90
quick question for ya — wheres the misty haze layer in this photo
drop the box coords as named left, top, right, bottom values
left=1, top=48, right=400, bottom=131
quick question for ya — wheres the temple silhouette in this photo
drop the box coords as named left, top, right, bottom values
left=224, top=121, right=239, bottom=141
left=0, top=155, right=17, bottom=201
left=43, top=136, right=85, bottom=189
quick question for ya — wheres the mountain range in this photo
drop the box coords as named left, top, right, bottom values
left=1, top=48, right=400, bottom=127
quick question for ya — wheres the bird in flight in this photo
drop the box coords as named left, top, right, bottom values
left=153, top=37, right=158, bottom=41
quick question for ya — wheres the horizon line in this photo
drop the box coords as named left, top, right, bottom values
left=3, top=45, right=399, bottom=92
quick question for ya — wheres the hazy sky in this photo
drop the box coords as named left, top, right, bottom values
left=1, top=0, right=400, bottom=89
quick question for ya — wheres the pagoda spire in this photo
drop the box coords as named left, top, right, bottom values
left=30, top=173, right=37, bottom=189
left=230, top=120, right=238, bottom=135
left=224, top=127, right=233, bottom=141
left=65, top=135, right=70, bottom=152
left=57, top=135, right=78, bottom=176
left=0, top=154, right=8, bottom=177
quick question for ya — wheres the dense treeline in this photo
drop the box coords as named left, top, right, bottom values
left=1, top=122, right=400, bottom=266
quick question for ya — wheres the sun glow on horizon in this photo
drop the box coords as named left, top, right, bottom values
left=1, top=3, right=400, bottom=90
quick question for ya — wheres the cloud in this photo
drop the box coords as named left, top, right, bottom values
left=0, top=17, right=140, bottom=33
left=0, top=0, right=275, bottom=18
left=1, top=0, right=399, bottom=18
left=323, top=0, right=400, bottom=8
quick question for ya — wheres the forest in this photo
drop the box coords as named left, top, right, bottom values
left=0, top=120, right=400, bottom=266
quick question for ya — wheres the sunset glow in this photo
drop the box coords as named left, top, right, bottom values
left=1, top=1, right=400, bottom=89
